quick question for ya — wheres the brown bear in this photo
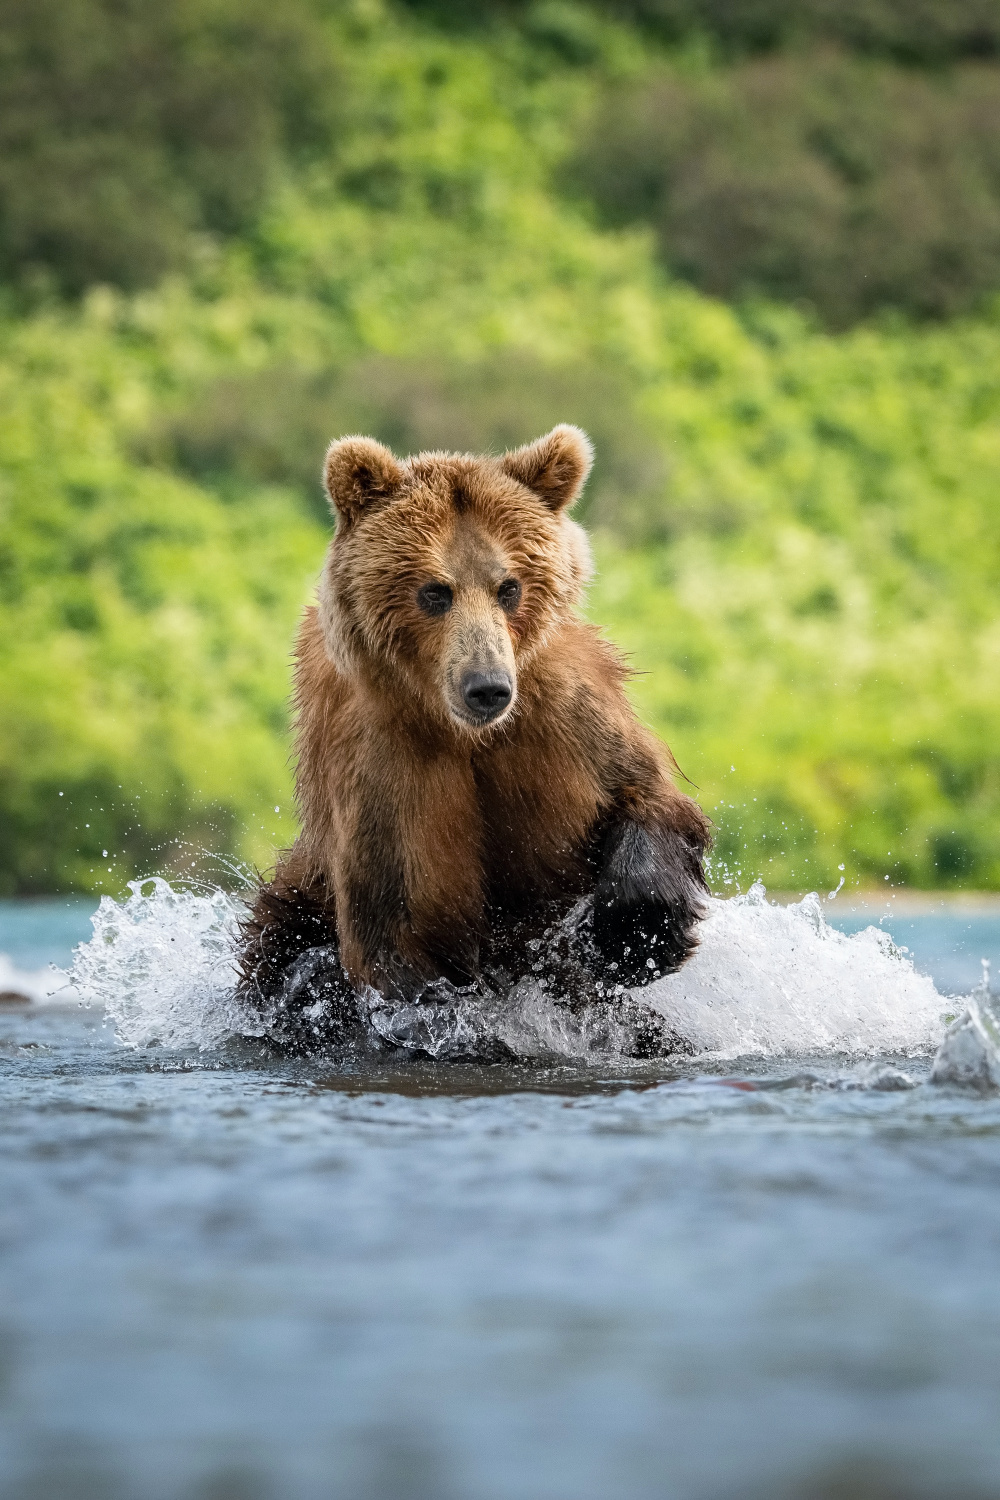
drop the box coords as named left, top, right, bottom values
left=238, top=424, right=711, bottom=1044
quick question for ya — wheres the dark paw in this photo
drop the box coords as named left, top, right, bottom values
left=593, top=897, right=701, bottom=985
left=269, top=945, right=362, bottom=1051
left=593, top=820, right=708, bottom=986
left=609, top=990, right=696, bottom=1058
left=236, top=877, right=338, bottom=1008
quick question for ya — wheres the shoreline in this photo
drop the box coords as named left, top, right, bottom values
left=765, top=890, right=1000, bottom=916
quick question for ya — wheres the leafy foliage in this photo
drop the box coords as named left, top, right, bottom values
left=0, top=0, right=340, bottom=295
left=144, top=354, right=670, bottom=536
left=592, top=0, right=1000, bottom=64
left=399, top=0, right=1000, bottom=65
left=573, top=51, right=1000, bottom=326
left=0, top=295, right=321, bottom=892
left=1, top=1, right=1000, bottom=896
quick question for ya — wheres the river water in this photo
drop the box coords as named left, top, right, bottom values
left=2, top=887, right=1000, bottom=1500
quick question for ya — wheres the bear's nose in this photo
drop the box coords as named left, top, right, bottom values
left=461, top=670, right=513, bottom=720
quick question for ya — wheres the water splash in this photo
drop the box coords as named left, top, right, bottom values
left=648, top=884, right=945, bottom=1059
left=72, top=878, right=253, bottom=1050
left=71, top=876, right=951, bottom=1061
left=930, top=960, right=1000, bottom=1091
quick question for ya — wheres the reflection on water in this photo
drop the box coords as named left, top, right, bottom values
left=1, top=894, right=1000, bottom=1499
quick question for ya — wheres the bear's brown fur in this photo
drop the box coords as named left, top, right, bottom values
left=238, top=424, right=711, bottom=1024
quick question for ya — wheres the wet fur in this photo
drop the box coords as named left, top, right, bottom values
left=238, top=426, right=711, bottom=1030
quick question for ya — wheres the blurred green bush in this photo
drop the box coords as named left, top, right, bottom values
left=142, top=354, right=670, bottom=537
left=400, top=0, right=1000, bottom=64
left=587, top=0, right=1000, bottom=64
left=0, top=0, right=340, bottom=296
left=573, top=51, right=1000, bottom=326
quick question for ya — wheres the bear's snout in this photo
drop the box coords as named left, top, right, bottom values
left=444, top=602, right=518, bottom=730
left=460, top=669, right=513, bottom=722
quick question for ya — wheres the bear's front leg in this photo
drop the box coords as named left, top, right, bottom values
left=237, top=852, right=339, bottom=1005
left=337, top=867, right=479, bottom=1001
left=333, top=764, right=485, bottom=1002
left=592, top=812, right=710, bottom=986
left=337, top=865, right=482, bottom=1001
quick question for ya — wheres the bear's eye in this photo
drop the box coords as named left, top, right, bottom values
left=497, top=578, right=521, bottom=611
left=417, top=581, right=453, bottom=616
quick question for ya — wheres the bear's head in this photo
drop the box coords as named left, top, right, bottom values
left=317, top=424, right=594, bottom=733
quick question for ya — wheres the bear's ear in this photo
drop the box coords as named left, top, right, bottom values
left=500, top=424, right=593, bottom=512
left=324, top=436, right=405, bottom=524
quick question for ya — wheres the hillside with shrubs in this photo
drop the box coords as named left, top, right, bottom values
left=3, top=0, right=1000, bottom=895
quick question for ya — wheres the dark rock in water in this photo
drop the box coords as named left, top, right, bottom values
left=241, top=897, right=693, bottom=1062
left=0, top=989, right=33, bottom=1009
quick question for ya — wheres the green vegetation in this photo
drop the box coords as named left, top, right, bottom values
left=0, top=0, right=340, bottom=296
left=2, top=0, right=1000, bottom=896
left=573, top=54, right=1000, bottom=326
left=401, top=0, right=1000, bottom=64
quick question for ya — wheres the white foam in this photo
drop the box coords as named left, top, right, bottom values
left=930, top=963, right=1000, bottom=1090
left=647, top=884, right=948, bottom=1059
left=71, top=877, right=951, bottom=1060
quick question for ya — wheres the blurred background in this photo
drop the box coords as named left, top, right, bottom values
left=3, top=0, right=1000, bottom=899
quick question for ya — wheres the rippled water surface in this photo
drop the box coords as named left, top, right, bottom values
left=3, top=892, right=1000, bottom=1499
